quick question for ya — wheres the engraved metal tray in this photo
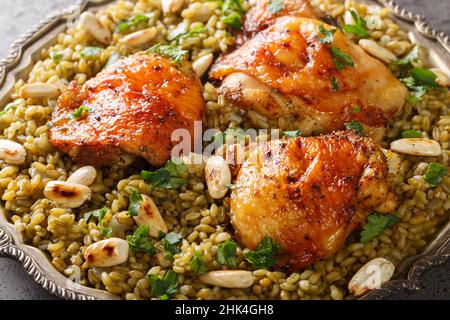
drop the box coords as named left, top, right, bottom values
left=0, top=0, right=449, bottom=300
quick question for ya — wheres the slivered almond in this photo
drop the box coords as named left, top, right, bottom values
left=199, top=270, right=254, bottom=288
left=84, top=238, right=129, bottom=267
left=390, top=138, right=441, bottom=156
left=132, top=194, right=168, bottom=237
left=119, top=27, right=158, bottom=47
left=80, top=11, right=112, bottom=45
left=19, top=83, right=60, bottom=99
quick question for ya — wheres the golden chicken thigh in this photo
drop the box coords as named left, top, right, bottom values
left=230, top=131, right=397, bottom=270
left=210, top=17, right=408, bottom=140
left=50, top=52, right=205, bottom=167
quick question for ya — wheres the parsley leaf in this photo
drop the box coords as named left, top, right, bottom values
left=221, top=0, right=245, bottom=30
left=331, top=76, right=340, bottom=92
left=283, top=130, right=302, bottom=138
left=162, top=232, right=182, bottom=260
left=147, top=43, right=188, bottom=63
left=401, top=129, right=422, bottom=138
left=217, top=240, right=238, bottom=267
left=401, top=68, right=439, bottom=104
left=141, top=160, right=188, bottom=189
left=342, top=10, right=369, bottom=38
left=331, top=47, right=354, bottom=70
left=316, top=24, right=336, bottom=44
left=424, top=162, right=447, bottom=187
left=127, top=225, right=156, bottom=255
left=128, top=190, right=143, bottom=217
left=147, top=269, right=179, bottom=300
left=351, top=106, right=361, bottom=113
left=84, top=207, right=108, bottom=222
left=99, top=226, right=112, bottom=238
left=80, top=47, right=102, bottom=58
left=244, top=236, right=281, bottom=269
left=70, top=105, right=91, bottom=120
left=189, top=251, right=208, bottom=274
left=169, top=25, right=208, bottom=45
left=345, top=120, right=365, bottom=136
left=222, top=12, right=243, bottom=29
left=50, top=51, right=63, bottom=63
left=267, top=0, right=284, bottom=14
left=116, top=13, right=153, bottom=33
left=360, top=213, right=399, bottom=243
left=393, top=44, right=421, bottom=69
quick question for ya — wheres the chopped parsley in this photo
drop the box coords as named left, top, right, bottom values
left=162, top=232, right=183, bottom=260
left=424, top=162, right=447, bottom=187
left=402, top=68, right=439, bottom=104
left=84, top=207, right=112, bottom=238
left=70, top=105, right=91, bottom=120
left=50, top=51, right=63, bottom=63
left=221, top=0, right=245, bottom=30
left=189, top=251, right=208, bottom=274
left=80, top=46, right=102, bottom=58
left=217, top=241, right=238, bottom=267
left=267, top=0, right=284, bottom=14
left=147, top=269, right=179, bottom=300
left=331, top=76, right=340, bottom=92
left=393, top=45, right=421, bottom=70
left=401, top=129, right=422, bottom=138
left=342, top=10, right=369, bottom=38
left=116, top=13, right=153, bottom=33
left=244, top=236, right=281, bottom=269
left=360, top=213, right=399, bottom=243
left=147, top=43, right=188, bottom=63
left=331, top=47, right=354, bottom=70
left=212, top=127, right=247, bottom=145
left=283, top=130, right=302, bottom=138
left=345, top=120, right=365, bottom=136
left=99, top=227, right=112, bottom=238
left=141, top=160, right=188, bottom=189
left=128, top=190, right=143, bottom=217
left=351, top=106, right=361, bottom=113
left=126, top=225, right=156, bottom=255
left=316, top=24, right=336, bottom=44
left=169, top=25, right=208, bottom=45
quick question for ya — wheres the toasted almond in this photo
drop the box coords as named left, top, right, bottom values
left=348, top=257, right=395, bottom=297
left=133, top=194, right=168, bottom=237
left=192, top=53, right=213, bottom=77
left=430, top=68, right=450, bottom=87
left=119, top=27, right=158, bottom=47
left=44, top=181, right=92, bottom=208
left=84, top=238, right=129, bottom=267
left=0, top=139, right=27, bottom=165
left=80, top=11, right=112, bottom=45
left=359, top=39, right=397, bottom=64
left=67, top=166, right=97, bottom=186
left=161, top=0, right=185, bottom=13
left=390, top=138, right=441, bottom=156
left=199, top=270, right=254, bottom=288
left=205, top=155, right=231, bottom=199
left=19, top=83, right=60, bottom=99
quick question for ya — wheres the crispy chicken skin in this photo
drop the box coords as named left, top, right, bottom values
left=49, top=52, right=205, bottom=167
left=230, top=131, right=397, bottom=270
left=210, top=17, right=408, bottom=140
left=244, top=0, right=318, bottom=38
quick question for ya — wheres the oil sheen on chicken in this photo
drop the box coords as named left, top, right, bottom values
left=210, top=17, right=408, bottom=140
left=230, top=131, right=397, bottom=270
left=49, top=52, right=205, bottom=167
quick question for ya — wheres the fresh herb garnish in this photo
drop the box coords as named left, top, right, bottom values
left=244, top=236, right=281, bottom=269
left=267, top=0, right=284, bottom=14
left=331, top=76, right=340, bottom=92
left=402, top=68, right=439, bottom=104
left=162, top=232, right=183, bottom=260
left=116, top=13, right=153, bottom=33
left=221, top=0, right=245, bottom=30
left=316, top=24, right=336, bottom=44
left=169, top=25, right=208, bottom=45
left=189, top=251, right=208, bottom=274
left=345, top=120, right=365, bottom=136
left=70, top=105, right=91, bottom=120
left=147, top=43, right=188, bottom=63
left=360, top=213, right=399, bottom=243
left=401, top=129, right=422, bottom=138
left=283, top=130, right=302, bottom=138
left=147, top=269, right=179, bottom=300
left=424, top=162, right=447, bottom=187
left=127, top=225, right=156, bottom=255
left=99, top=226, right=113, bottom=238
left=351, top=106, right=361, bottom=113
left=393, top=45, right=421, bottom=69
left=141, top=160, right=188, bottom=189
left=342, top=10, right=369, bottom=38
left=331, top=47, right=354, bottom=70
left=84, top=207, right=108, bottom=222
left=50, top=51, right=63, bottom=63
left=80, top=46, right=102, bottom=58
left=217, top=240, right=238, bottom=267
left=128, top=190, right=143, bottom=217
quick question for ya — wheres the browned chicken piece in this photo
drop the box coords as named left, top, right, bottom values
left=244, top=0, right=318, bottom=38
left=49, top=52, right=205, bottom=167
left=230, top=131, right=397, bottom=270
left=210, top=17, right=408, bottom=140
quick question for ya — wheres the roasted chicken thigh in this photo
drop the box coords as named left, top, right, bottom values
left=210, top=17, right=408, bottom=140
left=49, top=52, right=205, bottom=167
left=230, top=131, right=397, bottom=270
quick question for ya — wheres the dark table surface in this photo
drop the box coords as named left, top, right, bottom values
left=0, top=0, right=449, bottom=300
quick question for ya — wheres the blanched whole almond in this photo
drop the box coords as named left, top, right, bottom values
left=80, top=11, right=112, bottom=45
left=359, top=39, right=397, bottom=64
left=205, top=155, right=231, bottom=199
left=19, top=83, right=60, bottom=99
left=119, top=27, right=158, bottom=47
left=133, top=194, right=168, bottom=238
left=67, top=166, right=97, bottom=186
left=381, top=148, right=401, bottom=175
left=193, top=53, right=213, bottom=77
left=199, top=270, right=254, bottom=288
left=390, top=138, right=441, bottom=156
left=84, top=238, right=129, bottom=267
left=348, top=257, right=395, bottom=297
left=44, top=181, right=92, bottom=208
left=161, top=0, right=185, bottom=13
left=0, top=139, right=27, bottom=165
left=430, top=68, right=450, bottom=87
